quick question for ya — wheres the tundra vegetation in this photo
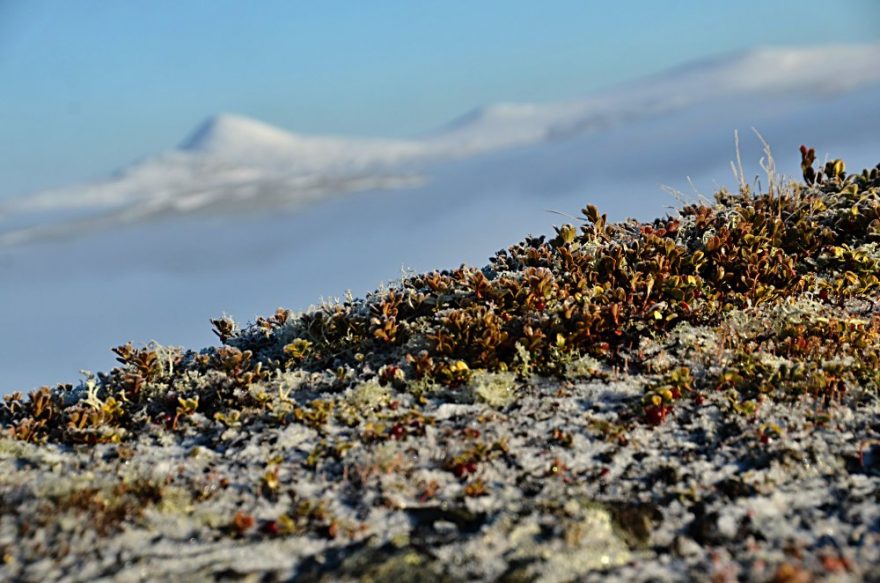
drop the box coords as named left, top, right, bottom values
left=2, top=149, right=880, bottom=581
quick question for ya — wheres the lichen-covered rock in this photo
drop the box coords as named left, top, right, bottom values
left=2, top=151, right=880, bottom=581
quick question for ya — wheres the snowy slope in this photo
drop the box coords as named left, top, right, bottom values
left=1, top=44, right=879, bottom=392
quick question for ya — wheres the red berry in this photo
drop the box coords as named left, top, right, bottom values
left=453, top=461, right=477, bottom=478
left=645, top=405, right=669, bottom=426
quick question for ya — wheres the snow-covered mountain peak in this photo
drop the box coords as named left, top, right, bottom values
left=175, top=112, right=427, bottom=170
left=179, top=113, right=306, bottom=154
left=3, top=42, right=880, bottom=242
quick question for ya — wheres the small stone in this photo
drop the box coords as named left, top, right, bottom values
left=673, top=535, right=703, bottom=557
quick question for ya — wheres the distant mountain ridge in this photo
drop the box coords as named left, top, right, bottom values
left=180, top=114, right=315, bottom=153
left=179, top=113, right=424, bottom=169
left=2, top=42, right=879, bottom=248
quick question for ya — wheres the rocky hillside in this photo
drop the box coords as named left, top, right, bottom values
left=2, top=149, right=880, bottom=581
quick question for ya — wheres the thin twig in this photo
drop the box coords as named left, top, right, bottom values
left=660, top=184, right=690, bottom=208
left=545, top=208, right=581, bottom=221
left=734, top=129, right=748, bottom=195
left=752, top=128, right=777, bottom=199
left=686, top=176, right=704, bottom=201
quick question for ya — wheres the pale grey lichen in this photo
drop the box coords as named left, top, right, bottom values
left=469, top=371, right=518, bottom=408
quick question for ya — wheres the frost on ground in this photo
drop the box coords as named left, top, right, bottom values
left=2, top=152, right=880, bottom=581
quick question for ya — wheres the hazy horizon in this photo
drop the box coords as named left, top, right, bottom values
left=1, top=1, right=878, bottom=200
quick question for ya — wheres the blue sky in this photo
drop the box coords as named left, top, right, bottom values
left=1, top=0, right=878, bottom=199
